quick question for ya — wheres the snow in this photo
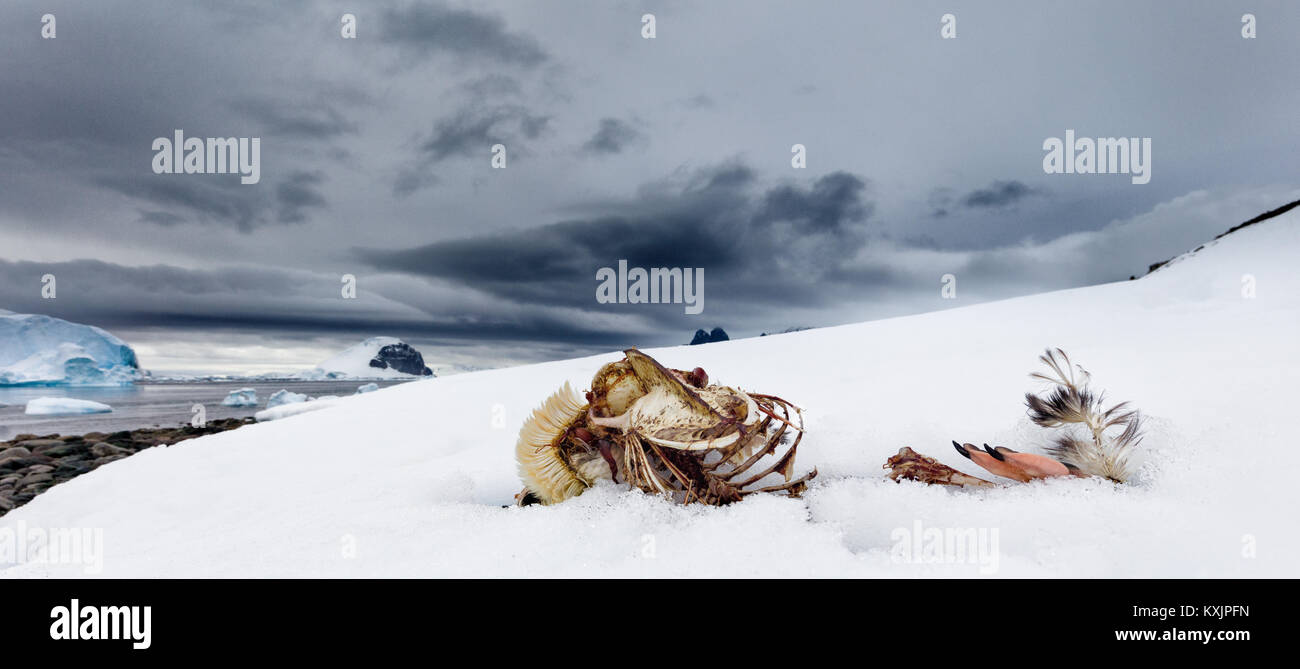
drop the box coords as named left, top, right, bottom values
left=220, top=388, right=259, bottom=407
left=24, top=397, right=113, bottom=416
left=0, top=312, right=140, bottom=386
left=3, top=211, right=1298, bottom=577
left=265, top=389, right=310, bottom=409
left=255, top=390, right=343, bottom=421
left=356, top=383, right=379, bottom=394
left=254, top=397, right=342, bottom=423
left=297, top=336, right=428, bottom=380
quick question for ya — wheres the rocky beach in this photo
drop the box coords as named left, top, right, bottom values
left=0, top=418, right=252, bottom=515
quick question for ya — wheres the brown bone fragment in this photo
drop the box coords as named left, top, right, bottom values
left=884, top=447, right=995, bottom=487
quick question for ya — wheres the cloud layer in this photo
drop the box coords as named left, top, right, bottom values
left=1, top=0, right=1297, bottom=372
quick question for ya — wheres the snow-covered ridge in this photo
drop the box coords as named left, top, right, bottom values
left=0, top=311, right=141, bottom=386
left=1145, top=196, right=1300, bottom=275
left=4, top=209, right=1298, bottom=577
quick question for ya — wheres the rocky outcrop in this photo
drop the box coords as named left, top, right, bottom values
left=689, top=327, right=730, bottom=345
left=368, top=343, right=433, bottom=376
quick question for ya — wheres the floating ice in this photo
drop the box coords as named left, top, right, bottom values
left=221, top=388, right=259, bottom=407
left=24, top=397, right=113, bottom=416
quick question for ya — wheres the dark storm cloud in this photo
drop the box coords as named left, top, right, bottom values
left=962, top=180, right=1042, bottom=208
left=357, top=164, right=874, bottom=311
left=459, top=74, right=524, bottom=98
left=419, top=104, right=550, bottom=162
left=137, top=210, right=188, bottom=226
left=394, top=102, right=551, bottom=196
left=97, top=171, right=328, bottom=232
left=927, top=181, right=1044, bottom=219
left=230, top=98, right=358, bottom=140
left=0, top=258, right=635, bottom=347
left=379, top=3, right=549, bottom=67
left=582, top=118, right=644, bottom=155
left=697, top=164, right=757, bottom=190
left=275, top=171, right=329, bottom=223
left=96, top=175, right=263, bottom=232
left=0, top=0, right=1295, bottom=373
left=927, top=188, right=954, bottom=218
left=756, top=172, right=871, bottom=233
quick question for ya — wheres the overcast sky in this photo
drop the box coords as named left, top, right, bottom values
left=2, top=0, right=1297, bottom=374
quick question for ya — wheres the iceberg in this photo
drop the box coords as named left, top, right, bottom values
left=0, top=310, right=141, bottom=386
left=221, top=388, right=259, bottom=407
left=265, top=389, right=311, bottom=409
left=25, top=397, right=113, bottom=416
left=356, top=383, right=379, bottom=394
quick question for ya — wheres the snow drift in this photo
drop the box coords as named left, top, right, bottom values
left=3, top=211, right=1298, bottom=577
left=0, top=311, right=140, bottom=386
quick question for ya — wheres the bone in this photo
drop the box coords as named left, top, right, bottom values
left=884, top=447, right=995, bottom=487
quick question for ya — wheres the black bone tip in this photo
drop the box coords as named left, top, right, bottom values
left=952, top=441, right=970, bottom=458
left=983, top=444, right=1006, bottom=461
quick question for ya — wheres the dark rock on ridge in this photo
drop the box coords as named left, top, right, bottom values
left=368, top=342, right=433, bottom=376
left=689, top=327, right=729, bottom=345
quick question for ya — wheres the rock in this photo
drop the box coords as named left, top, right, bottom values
left=55, top=461, right=91, bottom=476
left=25, top=464, right=55, bottom=474
left=90, top=442, right=131, bottom=458
left=14, top=439, right=64, bottom=451
left=17, top=472, right=54, bottom=488
left=32, top=442, right=89, bottom=458
left=0, top=455, right=53, bottom=472
left=93, top=455, right=127, bottom=468
left=368, top=342, right=433, bottom=376
left=0, top=447, right=32, bottom=463
left=688, top=327, right=730, bottom=345
left=0, top=496, right=13, bottom=511
left=81, top=432, right=107, bottom=442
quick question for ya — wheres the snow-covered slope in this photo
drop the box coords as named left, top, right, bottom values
left=0, top=311, right=140, bottom=386
left=298, top=336, right=432, bottom=380
left=4, top=212, right=1298, bottom=577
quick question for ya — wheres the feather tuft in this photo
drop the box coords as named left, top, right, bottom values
left=1025, top=348, right=1143, bottom=482
left=515, top=382, right=591, bottom=504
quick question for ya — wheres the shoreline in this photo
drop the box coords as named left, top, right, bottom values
left=0, top=418, right=253, bottom=516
